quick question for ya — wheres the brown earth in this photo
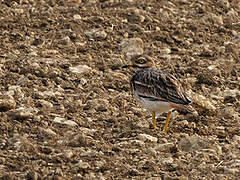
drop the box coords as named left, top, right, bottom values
left=0, top=0, right=240, bottom=179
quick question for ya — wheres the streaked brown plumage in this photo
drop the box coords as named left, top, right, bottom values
left=122, top=54, right=196, bottom=133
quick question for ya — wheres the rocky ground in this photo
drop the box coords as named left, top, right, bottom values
left=0, top=0, right=240, bottom=179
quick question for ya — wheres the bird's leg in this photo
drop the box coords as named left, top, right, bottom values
left=152, top=111, right=157, bottom=130
left=163, top=111, right=172, bottom=134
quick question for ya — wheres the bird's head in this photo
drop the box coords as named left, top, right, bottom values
left=122, top=54, right=155, bottom=69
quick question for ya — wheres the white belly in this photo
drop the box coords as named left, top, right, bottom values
left=135, top=93, right=173, bottom=114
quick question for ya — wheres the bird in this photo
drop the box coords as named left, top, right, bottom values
left=122, top=54, right=197, bottom=134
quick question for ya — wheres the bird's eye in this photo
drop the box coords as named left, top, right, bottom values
left=137, top=58, right=146, bottom=64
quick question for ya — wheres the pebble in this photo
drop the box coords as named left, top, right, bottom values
left=154, top=142, right=175, bottom=152
left=85, top=28, right=107, bottom=40
left=63, top=150, right=74, bottom=159
left=220, top=106, right=235, bottom=118
left=85, top=98, right=109, bottom=112
left=120, top=38, right=143, bottom=59
left=145, top=148, right=157, bottom=156
left=223, top=167, right=239, bottom=174
left=225, top=159, right=240, bottom=168
left=53, top=117, right=78, bottom=126
left=178, top=135, right=210, bottom=152
left=73, top=14, right=81, bottom=21
left=223, top=88, right=240, bottom=98
left=60, top=36, right=71, bottom=45
left=0, top=98, right=16, bottom=111
left=138, top=133, right=158, bottom=143
left=189, top=91, right=216, bottom=111
left=73, top=160, right=90, bottom=170
left=8, top=107, right=33, bottom=120
left=41, top=49, right=59, bottom=57
left=232, top=135, right=240, bottom=142
left=84, top=117, right=93, bottom=123
left=69, top=65, right=92, bottom=74
left=38, top=127, right=57, bottom=137
left=43, top=91, right=57, bottom=97
left=7, top=85, right=24, bottom=99
left=161, top=157, right=174, bottom=165
left=37, top=100, right=53, bottom=109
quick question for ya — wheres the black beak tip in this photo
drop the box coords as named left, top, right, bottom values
left=121, top=65, right=129, bottom=69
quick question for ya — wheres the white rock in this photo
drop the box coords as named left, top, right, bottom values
left=138, top=133, right=158, bottom=143
left=74, top=160, right=90, bottom=169
left=162, top=157, right=174, bottom=165
left=43, top=91, right=56, bottom=97
left=73, top=14, right=82, bottom=21
left=60, top=36, right=71, bottom=45
left=38, top=100, right=53, bottom=109
left=188, top=91, right=216, bottom=111
left=223, top=88, right=240, bottom=97
left=53, top=117, right=78, bottom=126
left=69, top=65, right=92, bottom=74
left=85, top=28, right=107, bottom=40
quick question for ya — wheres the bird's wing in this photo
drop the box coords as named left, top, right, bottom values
left=130, top=69, right=191, bottom=105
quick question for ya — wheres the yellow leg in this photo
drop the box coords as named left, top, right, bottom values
left=152, top=111, right=157, bottom=130
left=163, top=111, right=172, bottom=134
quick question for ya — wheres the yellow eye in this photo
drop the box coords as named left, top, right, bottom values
left=137, top=58, right=146, bottom=64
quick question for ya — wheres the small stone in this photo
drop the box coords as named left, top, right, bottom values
left=80, top=150, right=98, bottom=157
left=221, top=106, right=235, bottom=118
left=85, top=99, right=109, bottom=112
left=39, top=127, right=57, bottom=137
left=162, top=157, right=174, bottom=165
left=154, top=143, right=175, bottom=152
left=129, top=140, right=145, bottom=146
left=37, top=100, right=53, bottom=109
left=41, top=49, right=59, bottom=57
left=233, top=135, right=240, bottom=142
left=73, top=14, right=81, bottom=21
left=138, top=133, right=158, bottom=143
left=120, top=38, right=143, bottom=59
left=53, top=117, right=78, bottom=126
left=161, top=47, right=171, bottom=54
left=42, top=91, right=56, bottom=97
left=217, top=0, right=230, bottom=9
left=178, top=135, right=210, bottom=152
left=223, top=167, right=239, bottom=174
left=84, top=117, right=93, bottom=122
left=60, top=36, right=71, bottom=45
left=63, top=150, right=74, bottom=159
left=16, top=76, right=26, bottom=86
left=0, top=99, right=16, bottom=112
left=85, top=28, right=107, bottom=40
left=69, top=65, right=92, bottom=74
left=225, top=160, right=240, bottom=167
left=210, top=13, right=223, bottom=25
left=8, top=107, right=33, bottom=120
left=26, top=171, right=39, bottom=180
left=189, top=91, right=216, bottom=112
left=75, top=160, right=90, bottom=169
left=144, top=148, right=157, bottom=156
left=223, top=88, right=240, bottom=98
left=14, top=8, right=24, bottom=14
left=7, top=85, right=24, bottom=99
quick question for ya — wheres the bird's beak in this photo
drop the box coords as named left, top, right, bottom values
left=121, top=63, right=133, bottom=69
